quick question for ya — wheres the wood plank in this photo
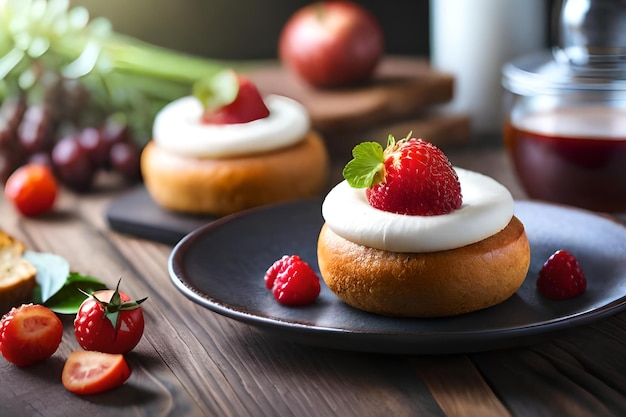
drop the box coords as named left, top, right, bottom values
left=413, top=356, right=512, bottom=417
left=472, top=316, right=626, bottom=417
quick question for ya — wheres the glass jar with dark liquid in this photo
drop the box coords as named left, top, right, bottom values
left=502, top=0, right=626, bottom=213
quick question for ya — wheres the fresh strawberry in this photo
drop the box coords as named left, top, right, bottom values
left=265, top=255, right=320, bottom=306
left=343, top=134, right=462, bottom=215
left=0, top=304, right=63, bottom=367
left=537, top=249, right=587, bottom=300
left=194, top=69, right=270, bottom=125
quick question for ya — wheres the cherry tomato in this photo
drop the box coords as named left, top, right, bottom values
left=62, top=350, right=131, bottom=395
left=74, top=288, right=146, bottom=354
left=4, top=164, right=57, bottom=216
left=0, top=304, right=63, bottom=367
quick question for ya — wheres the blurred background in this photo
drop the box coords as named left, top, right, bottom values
left=69, top=0, right=553, bottom=60
left=0, top=0, right=566, bottom=208
left=60, top=0, right=557, bottom=154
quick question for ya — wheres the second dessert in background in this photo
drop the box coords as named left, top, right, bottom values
left=141, top=70, right=330, bottom=216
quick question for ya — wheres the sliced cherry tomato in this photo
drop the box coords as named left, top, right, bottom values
left=62, top=350, right=131, bottom=395
left=0, top=304, right=63, bottom=367
left=74, top=283, right=147, bottom=354
left=4, top=164, right=57, bottom=216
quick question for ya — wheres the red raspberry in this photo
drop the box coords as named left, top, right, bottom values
left=264, top=255, right=291, bottom=290
left=537, top=249, right=587, bottom=300
left=343, top=135, right=462, bottom=216
left=264, top=255, right=320, bottom=306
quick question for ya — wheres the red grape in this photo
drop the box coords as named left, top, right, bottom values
left=109, top=141, right=141, bottom=181
left=0, top=150, right=16, bottom=183
left=78, top=126, right=109, bottom=168
left=17, top=106, right=54, bottom=156
left=51, top=136, right=95, bottom=192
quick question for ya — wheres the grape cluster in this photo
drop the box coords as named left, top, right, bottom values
left=0, top=83, right=142, bottom=192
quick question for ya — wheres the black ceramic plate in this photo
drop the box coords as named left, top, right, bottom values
left=169, top=198, right=626, bottom=354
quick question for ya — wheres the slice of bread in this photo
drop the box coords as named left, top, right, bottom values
left=0, top=231, right=37, bottom=315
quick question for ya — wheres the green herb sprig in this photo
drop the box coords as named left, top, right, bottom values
left=24, top=250, right=107, bottom=314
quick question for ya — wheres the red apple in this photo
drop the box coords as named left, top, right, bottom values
left=279, top=1, right=384, bottom=88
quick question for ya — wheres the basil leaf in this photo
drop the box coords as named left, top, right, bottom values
left=42, top=273, right=107, bottom=314
left=342, top=141, right=385, bottom=188
left=25, top=251, right=70, bottom=303
left=66, top=271, right=104, bottom=286
left=25, top=251, right=108, bottom=314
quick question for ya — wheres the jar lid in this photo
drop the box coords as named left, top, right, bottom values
left=503, top=0, right=626, bottom=96
left=502, top=50, right=626, bottom=96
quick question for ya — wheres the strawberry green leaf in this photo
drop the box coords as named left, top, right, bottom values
left=342, top=141, right=385, bottom=188
left=192, top=69, right=239, bottom=111
left=26, top=249, right=107, bottom=314
left=25, top=251, right=70, bottom=303
left=99, top=278, right=147, bottom=330
left=40, top=273, right=107, bottom=314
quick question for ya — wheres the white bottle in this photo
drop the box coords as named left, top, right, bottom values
left=430, top=0, right=547, bottom=137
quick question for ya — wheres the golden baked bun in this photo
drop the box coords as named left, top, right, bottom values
left=141, top=130, right=329, bottom=216
left=0, top=231, right=37, bottom=314
left=317, top=216, right=530, bottom=317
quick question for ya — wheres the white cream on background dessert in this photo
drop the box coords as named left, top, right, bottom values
left=153, top=95, right=310, bottom=158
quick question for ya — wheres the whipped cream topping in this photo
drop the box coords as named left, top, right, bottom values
left=322, top=168, right=514, bottom=253
left=153, top=95, right=310, bottom=158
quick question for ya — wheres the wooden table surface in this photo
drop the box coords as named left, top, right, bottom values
left=2, top=143, right=626, bottom=417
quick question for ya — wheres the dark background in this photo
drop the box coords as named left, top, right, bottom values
left=71, top=0, right=555, bottom=61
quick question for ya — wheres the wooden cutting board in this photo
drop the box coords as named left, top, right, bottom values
left=247, top=55, right=457, bottom=133
left=247, top=55, right=470, bottom=159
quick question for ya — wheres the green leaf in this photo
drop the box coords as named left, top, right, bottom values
left=0, top=47, right=25, bottom=79
left=192, top=69, right=239, bottom=111
left=62, top=39, right=101, bottom=78
left=98, top=278, right=147, bottom=329
left=106, top=310, right=120, bottom=330
left=66, top=271, right=106, bottom=286
left=41, top=273, right=107, bottom=314
left=25, top=251, right=70, bottom=303
left=26, top=250, right=107, bottom=314
left=342, top=142, right=385, bottom=188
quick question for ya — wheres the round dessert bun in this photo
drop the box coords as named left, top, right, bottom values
left=141, top=130, right=329, bottom=216
left=317, top=216, right=530, bottom=318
